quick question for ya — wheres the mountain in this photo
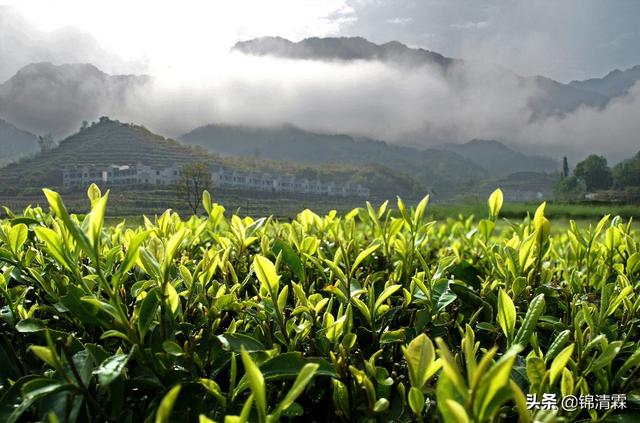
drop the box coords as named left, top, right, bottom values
left=0, top=119, right=39, bottom=166
left=233, top=36, right=613, bottom=117
left=181, top=123, right=488, bottom=196
left=232, top=36, right=458, bottom=69
left=439, top=139, right=559, bottom=177
left=0, top=117, right=206, bottom=188
left=569, top=65, right=640, bottom=100
left=0, top=62, right=149, bottom=137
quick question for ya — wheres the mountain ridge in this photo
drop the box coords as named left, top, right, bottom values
left=569, top=65, right=640, bottom=99
left=232, top=36, right=620, bottom=118
left=438, top=139, right=559, bottom=177
left=232, top=36, right=458, bottom=69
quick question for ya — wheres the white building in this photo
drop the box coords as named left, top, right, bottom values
left=136, top=163, right=182, bottom=186
left=62, top=162, right=371, bottom=198
left=63, top=164, right=138, bottom=187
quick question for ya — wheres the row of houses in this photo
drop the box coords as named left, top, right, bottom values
left=62, top=163, right=183, bottom=187
left=62, top=163, right=371, bottom=198
left=209, top=165, right=369, bottom=197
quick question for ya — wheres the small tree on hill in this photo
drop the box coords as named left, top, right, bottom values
left=38, top=133, right=55, bottom=152
left=176, top=162, right=212, bottom=215
left=574, top=154, right=613, bottom=191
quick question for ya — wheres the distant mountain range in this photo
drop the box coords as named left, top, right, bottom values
left=0, top=37, right=636, bottom=144
left=233, top=36, right=632, bottom=118
left=232, top=36, right=458, bottom=69
left=0, top=119, right=39, bottom=166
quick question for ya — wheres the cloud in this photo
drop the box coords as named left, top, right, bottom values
left=519, top=82, right=640, bottom=161
left=112, top=52, right=640, bottom=164
left=386, top=17, right=412, bottom=25
left=450, top=21, right=490, bottom=30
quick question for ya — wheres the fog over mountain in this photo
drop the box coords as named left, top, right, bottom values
left=0, top=6, right=144, bottom=82
left=0, top=62, right=149, bottom=136
left=1, top=6, right=639, bottom=163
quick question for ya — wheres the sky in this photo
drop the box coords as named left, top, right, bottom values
left=1, top=0, right=639, bottom=162
left=3, top=0, right=640, bottom=81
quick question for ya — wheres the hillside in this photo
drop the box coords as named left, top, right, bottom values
left=0, top=119, right=39, bottom=166
left=0, top=62, right=149, bottom=136
left=181, top=123, right=488, bottom=196
left=0, top=117, right=208, bottom=188
left=439, top=139, right=559, bottom=177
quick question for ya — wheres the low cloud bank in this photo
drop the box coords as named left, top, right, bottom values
left=122, top=53, right=639, bottom=162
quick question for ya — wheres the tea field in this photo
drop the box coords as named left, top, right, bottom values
left=0, top=187, right=639, bottom=422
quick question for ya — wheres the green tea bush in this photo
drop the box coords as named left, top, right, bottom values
left=0, top=186, right=638, bottom=422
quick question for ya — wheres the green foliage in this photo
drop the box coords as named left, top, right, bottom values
left=613, top=150, right=640, bottom=189
left=574, top=154, right=613, bottom=191
left=0, top=186, right=639, bottom=422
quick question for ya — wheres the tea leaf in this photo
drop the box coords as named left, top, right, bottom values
left=155, top=385, right=182, bottom=423
left=550, top=344, right=574, bottom=385
left=497, top=289, right=516, bottom=344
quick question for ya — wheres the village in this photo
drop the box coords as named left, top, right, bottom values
left=62, top=162, right=371, bottom=198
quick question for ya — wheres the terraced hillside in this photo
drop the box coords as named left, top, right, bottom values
left=0, top=117, right=209, bottom=188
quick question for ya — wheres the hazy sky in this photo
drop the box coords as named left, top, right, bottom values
left=2, top=1, right=639, bottom=161
left=3, top=0, right=640, bottom=81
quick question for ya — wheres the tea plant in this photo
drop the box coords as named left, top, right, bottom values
left=0, top=186, right=638, bottom=422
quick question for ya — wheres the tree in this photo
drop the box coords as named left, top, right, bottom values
left=562, top=156, right=569, bottom=178
left=176, top=162, right=212, bottom=215
left=574, top=155, right=612, bottom=191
